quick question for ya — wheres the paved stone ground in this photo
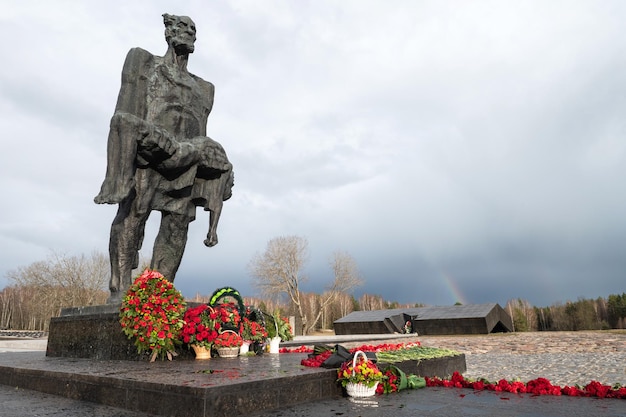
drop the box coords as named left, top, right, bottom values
left=253, top=331, right=626, bottom=417
left=417, top=331, right=626, bottom=387
left=3, top=330, right=625, bottom=386
left=337, top=330, right=626, bottom=387
left=0, top=384, right=158, bottom=417
left=251, top=387, right=626, bottom=417
left=1, top=331, right=626, bottom=416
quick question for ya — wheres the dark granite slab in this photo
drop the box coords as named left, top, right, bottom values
left=38, top=305, right=467, bottom=415
left=0, top=350, right=465, bottom=417
left=47, top=304, right=202, bottom=360
left=334, top=304, right=514, bottom=335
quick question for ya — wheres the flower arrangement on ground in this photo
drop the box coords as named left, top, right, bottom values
left=292, top=342, right=626, bottom=400
left=240, top=316, right=268, bottom=343
left=265, top=311, right=293, bottom=341
left=214, top=301, right=241, bottom=331
left=337, top=351, right=384, bottom=392
left=213, top=330, right=243, bottom=348
left=181, top=304, right=220, bottom=348
left=376, top=365, right=425, bottom=394
left=403, top=320, right=412, bottom=334
left=119, top=269, right=185, bottom=362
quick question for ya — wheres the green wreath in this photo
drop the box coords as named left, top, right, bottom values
left=208, top=287, right=245, bottom=331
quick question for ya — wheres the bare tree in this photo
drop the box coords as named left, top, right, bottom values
left=359, top=294, right=386, bottom=311
left=249, top=236, right=362, bottom=335
left=5, top=251, right=110, bottom=330
left=300, top=292, right=320, bottom=333
left=505, top=298, right=537, bottom=332
left=331, top=292, right=357, bottom=324
left=302, top=251, right=363, bottom=333
left=0, top=286, right=16, bottom=329
left=249, top=236, right=310, bottom=333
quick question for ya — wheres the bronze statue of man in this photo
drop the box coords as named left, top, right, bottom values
left=95, top=14, right=234, bottom=303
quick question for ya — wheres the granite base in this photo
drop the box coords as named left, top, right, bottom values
left=46, top=304, right=196, bottom=360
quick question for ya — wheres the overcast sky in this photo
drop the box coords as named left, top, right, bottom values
left=1, top=1, right=625, bottom=308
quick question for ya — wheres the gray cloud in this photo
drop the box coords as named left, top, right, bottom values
left=1, top=1, right=625, bottom=308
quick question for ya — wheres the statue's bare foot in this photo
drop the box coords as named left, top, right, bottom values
left=106, top=290, right=123, bottom=305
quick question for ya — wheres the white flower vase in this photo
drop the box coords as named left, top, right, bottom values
left=268, top=337, right=281, bottom=354
left=239, top=341, right=251, bottom=355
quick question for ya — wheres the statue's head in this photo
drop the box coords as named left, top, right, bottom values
left=163, top=13, right=196, bottom=54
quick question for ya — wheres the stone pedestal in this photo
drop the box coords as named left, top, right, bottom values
left=46, top=304, right=194, bottom=360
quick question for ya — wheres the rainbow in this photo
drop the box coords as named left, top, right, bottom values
left=440, top=271, right=468, bottom=305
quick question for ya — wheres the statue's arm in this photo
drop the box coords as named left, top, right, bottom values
left=114, top=48, right=153, bottom=117
left=94, top=48, right=154, bottom=204
left=112, top=48, right=194, bottom=170
left=191, top=75, right=215, bottom=137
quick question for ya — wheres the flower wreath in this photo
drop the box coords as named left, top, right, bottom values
left=208, top=287, right=244, bottom=332
left=119, top=269, right=186, bottom=361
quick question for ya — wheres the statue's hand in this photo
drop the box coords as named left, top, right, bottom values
left=198, top=143, right=231, bottom=172
left=137, top=126, right=177, bottom=159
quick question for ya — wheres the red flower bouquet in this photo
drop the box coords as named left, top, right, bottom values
left=213, top=330, right=243, bottom=348
left=240, top=317, right=268, bottom=342
left=181, top=304, right=220, bottom=348
left=214, top=302, right=241, bottom=330
left=119, top=269, right=185, bottom=362
left=376, top=365, right=426, bottom=395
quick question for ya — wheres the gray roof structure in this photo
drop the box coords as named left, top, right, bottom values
left=334, top=303, right=513, bottom=335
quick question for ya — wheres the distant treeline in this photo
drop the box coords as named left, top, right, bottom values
left=0, top=282, right=411, bottom=332
left=505, top=294, right=626, bottom=332
left=1, top=251, right=624, bottom=333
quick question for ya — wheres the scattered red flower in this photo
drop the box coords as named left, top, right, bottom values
left=280, top=345, right=312, bottom=354
left=299, top=342, right=419, bottom=367
left=300, top=349, right=333, bottom=367
left=426, top=372, right=626, bottom=400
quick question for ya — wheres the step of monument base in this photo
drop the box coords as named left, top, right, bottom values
left=0, top=352, right=340, bottom=416
left=41, top=306, right=467, bottom=415
left=0, top=350, right=466, bottom=417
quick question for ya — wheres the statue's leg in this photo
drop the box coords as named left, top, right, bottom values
left=204, top=204, right=221, bottom=247
left=107, top=195, right=150, bottom=304
left=94, top=112, right=145, bottom=204
left=203, top=169, right=233, bottom=247
left=150, top=212, right=191, bottom=282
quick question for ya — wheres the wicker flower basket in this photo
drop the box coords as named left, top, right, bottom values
left=346, top=381, right=379, bottom=398
left=217, top=347, right=239, bottom=358
left=215, top=330, right=241, bottom=358
left=191, top=344, right=211, bottom=360
left=345, top=351, right=379, bottom=398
